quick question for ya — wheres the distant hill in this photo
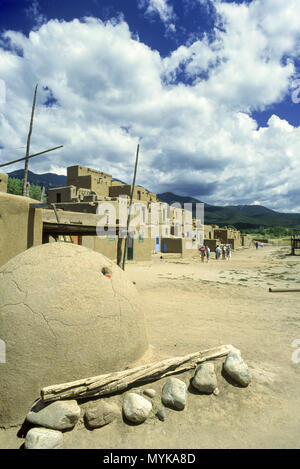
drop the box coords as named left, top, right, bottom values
left=7, top=170, right=67, bottom=193
left=156, top=191, right=207, bottom=207
left=7, top=170, right=126, bottom=192
left=157, top=192, right=300, bottom=229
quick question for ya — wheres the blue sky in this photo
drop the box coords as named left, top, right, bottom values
left=0, top=0, right=300, bottom=211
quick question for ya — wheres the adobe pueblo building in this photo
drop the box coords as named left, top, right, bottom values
left=0, top=165, right=246, bottom=269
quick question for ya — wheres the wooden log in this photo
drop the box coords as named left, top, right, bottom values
left=41, top=344, right=232, bottom=402
left=23, top=84, right=38, bottom=196
left=0, top=145, right=63, bottom=169
left=269, top=288, right=300, bottom=293
left=122, top=143, right=140, bottom=271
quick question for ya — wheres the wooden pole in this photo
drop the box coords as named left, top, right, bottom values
left=269, top=288, right=300, bottom=293
left=41, top=344, right=232, bottom=402
left=0, top=145, right=64, bottom=169
left=51, top=203, right=68, bottom=243
left=122, top=143, right=140, bottom=271
left=40, top=186, right=45, bottom=203
left=22, top=84, right=38, bottom=196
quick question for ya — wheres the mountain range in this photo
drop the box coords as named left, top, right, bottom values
left=157, top=192, right=300, bottom=229
left=7, top=170, right=300, bottom=229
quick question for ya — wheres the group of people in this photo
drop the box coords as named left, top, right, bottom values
left=255, top=241, right=264, bottom=249
left=199, top=244, right=231, bottom=263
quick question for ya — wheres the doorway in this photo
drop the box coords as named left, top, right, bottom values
left=127, top=236, right=134, bottom=260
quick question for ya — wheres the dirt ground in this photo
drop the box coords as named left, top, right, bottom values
left=1, top=243, right=300, bottom=449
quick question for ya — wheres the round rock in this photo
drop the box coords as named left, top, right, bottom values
left=143, top=389, right=156, bottom=398
left=161, top=377, right=187, bottom=410
left=26, top=399, right=80, bottom=430
left=85, top=401, right=120, bottom=428
left=25, top=428, right=63, bottom=449
left=123, top=393, right=152, bottom=423
left=223, top=348, right=251, bottom=387
left=192, top=362, right=218, bottom=394
left=0, top=243, right=148, bottom=427
left=156, top=407, right=166, bottom=421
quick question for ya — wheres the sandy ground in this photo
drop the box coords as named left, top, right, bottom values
left=1, top=243, right=300, bottom=449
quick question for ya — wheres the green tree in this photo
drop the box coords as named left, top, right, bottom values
left=7, top=177, right=23, bottom=195
left=7, top=177, right=46, bottom=201
left=29, top=183, right=42, bottom=201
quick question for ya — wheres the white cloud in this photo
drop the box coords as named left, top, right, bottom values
left=0, top=0, right=300, bottom=212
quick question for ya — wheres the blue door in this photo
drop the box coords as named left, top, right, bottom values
left=127, top=236, right=134, bottom=260
left=155, top=236, right=160, bottom=253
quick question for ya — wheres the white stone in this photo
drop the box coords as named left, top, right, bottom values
left=144, top=389, right=156, bottom=398
left=223, top=348, right=251, bottom=387
left=123, top=393, right=152, bottom=423
left=156, top=407, right=166, bottom=421
left=25, top=428, right=63, bottom=449
left=192, top=362, right=217, bottom=394
left=161, top=377, right=187, bottom=410
left=26, top=399, right=81, bottom=430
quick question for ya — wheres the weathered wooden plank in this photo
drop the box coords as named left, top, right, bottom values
left=41, top=344, right=232, bottom=402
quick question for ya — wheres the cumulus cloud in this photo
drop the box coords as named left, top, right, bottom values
left=0, top=0, right=300, bottom=212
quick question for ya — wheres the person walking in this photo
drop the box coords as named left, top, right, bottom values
left=215, top=245, right=221, bottom=260
left=255, top=241, right=259, bottom=250
left=200, top=245, right=206, bottom=263
left=206, top=246, right=211, bottom=263
left=226, top=244, right=231, bottom=260
left=222, top=244, right=226, bottom=260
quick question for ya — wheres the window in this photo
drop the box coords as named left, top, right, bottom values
left=56, top=193, right=61, bottom=203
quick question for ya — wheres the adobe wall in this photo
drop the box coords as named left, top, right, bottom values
left=67, top=166, right=112, bottom=197
left=213, top=229, right=228, bottom=244
left=0, top=193, right=43, bottom=268
left=109, top=185, right=156, bottom=203
left=0, top=173, right=8, bottom=193
left=241, top=234, right=253, bottom=247
left=43, top=208, right=105, bottom=225
left=48, top=186, right=78, bottom=204
left=91, top=236, right=118, bottom=262
left=49, top=202, right=99, bottom=214
left=182, top=238, right=199, bottom=258
left=161, top=237, right=183, bottom=254
left=160, top=237, right=200, bottom=259
left=132, top=233, right=152, bottom=261
left=109, top=185, right=132, bottom=199
left=204, top=225, right=214, bottom=240
left=227, top=239, right=236, bottom=249
left=82, top=234, right=152, bottom=262
left=204, top=239, right=218, bottom=251
left=67, top=165, right=112, bottom=180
